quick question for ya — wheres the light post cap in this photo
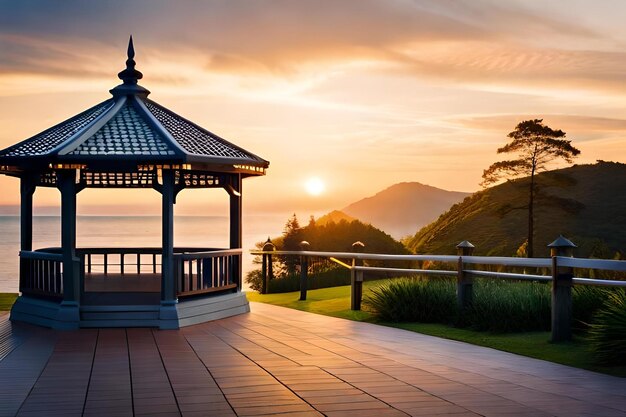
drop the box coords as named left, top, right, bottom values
left=547, top=235, right=577, bottom=248
left=298, top=241, right=310, bottom=249
left=456, top=240, right=475, bottom=249
left=352, top=241, right=365, bottom=252
left=262, top=237, right=275, bottom=251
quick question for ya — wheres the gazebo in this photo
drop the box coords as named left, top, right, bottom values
left=0, top=38, right=269, bottom=329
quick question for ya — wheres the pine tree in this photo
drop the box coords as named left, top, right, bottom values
left=481, top=119, right=580, bottom=257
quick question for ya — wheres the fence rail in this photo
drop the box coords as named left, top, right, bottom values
left=252, top=236, right=626, bottom=342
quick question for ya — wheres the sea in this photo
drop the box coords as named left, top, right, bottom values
left=0, top=214, right=288, bottom=293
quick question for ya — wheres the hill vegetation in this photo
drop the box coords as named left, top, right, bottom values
left=342, top=182, right=469, bottom=239
left=273, top=213, right=409, bottom=256
left=246, top=213, right=409, bottom=292
left=315, top=210, right=357, bottom=226
left=407, top=161, right=626, bottom=258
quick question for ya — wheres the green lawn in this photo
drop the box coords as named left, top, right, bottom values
left=246, top=283, right=626, bottom=378
left=0, top=293, right=17, bottom=311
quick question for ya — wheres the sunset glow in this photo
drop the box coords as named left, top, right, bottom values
left=0, top=1, right=625, bottom=217
left=305, top=178, right=326, bottom=196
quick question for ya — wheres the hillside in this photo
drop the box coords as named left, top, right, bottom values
left=315, top=210, right=357, bottom=226
left=407, top=161, right=626, bottom=258
left=342, top=182, right=470, bottom=238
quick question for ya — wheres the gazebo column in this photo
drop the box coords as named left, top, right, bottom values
left=159, top=170, right=178, bottom=327
left=19, top=176, right=36, bottom=292
left=228, top=174, right=242, bottom=289
left=20, top=176, right=35, bottom=251
left=56, top=169, right=80, bottom=329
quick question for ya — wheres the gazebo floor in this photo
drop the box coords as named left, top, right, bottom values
left=1, top=304, right=626, bottom=417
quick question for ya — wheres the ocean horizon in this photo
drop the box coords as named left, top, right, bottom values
left=0, top=214, right=289, bottom=293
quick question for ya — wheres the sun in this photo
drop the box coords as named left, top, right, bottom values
left=305, top=177, right=326, bottom=196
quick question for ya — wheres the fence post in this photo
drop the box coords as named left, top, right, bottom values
left=548, top=235, right=576, bottom=342
left=261, top=238, right=275, bottom=294
left=351, top=241, right=365, bottom=310
left=456, top=240, right=475, bottom=311
left=299, top=241, right=310, bottom=301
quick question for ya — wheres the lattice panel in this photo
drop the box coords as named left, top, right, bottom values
left=1, top=100, right=114, bottom=157
left=82, top=171, right=156, bottom=187
left=70, top=101, right=176, bottom=156
left=144, top=99, right=256, bottom=160
left=38, top=171, right=58, bottom=186
left=177, top=171, right=220, bottom=188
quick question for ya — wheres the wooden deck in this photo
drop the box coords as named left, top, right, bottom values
left=1, top=304, right=625, bottom=417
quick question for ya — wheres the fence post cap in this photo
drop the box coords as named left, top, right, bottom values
left=298, top=241, right=310, bottom=250
left=352, top=241, right=365, bottom=252
left=262, top=237, right=276, bottom=251
left=456, top=240, right=475, bottom=249
left=547, top=235, right=577, bottom=249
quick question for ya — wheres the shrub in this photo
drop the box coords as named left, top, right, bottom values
left=366, top=277, right=555, bottom=333
left=364, top=278, right=456, bottom=323
left=245, top=269, right=264, bottom=292
left=587, top=290, right=626, bottom=365
left=463, top=280, right=551, bottom=332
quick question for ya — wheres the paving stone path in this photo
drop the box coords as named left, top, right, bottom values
left=0, top=302, right=625, bottom=416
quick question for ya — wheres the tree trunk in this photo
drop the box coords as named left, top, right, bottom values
left=528, top=171, right=535, bottom=258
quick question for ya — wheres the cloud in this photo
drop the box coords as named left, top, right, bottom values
left=456, top=114, right=626, bottom=137
left=0, top=0, right=608, bottom=78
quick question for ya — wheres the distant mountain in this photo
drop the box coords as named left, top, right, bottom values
left=342, top=182, right=470, bottom=239
left=407, top=161, right=626, bottom=258
left=315, top=210, right=357, bottom=226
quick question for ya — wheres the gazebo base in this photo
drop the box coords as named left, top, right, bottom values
left=10, top=291, right=250, bottom=330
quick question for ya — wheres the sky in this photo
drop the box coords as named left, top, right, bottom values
left=1, top=0, right=626, bottom=219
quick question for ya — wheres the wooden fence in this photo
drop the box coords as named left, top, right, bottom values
left=252, top=237, right=626, bottom=342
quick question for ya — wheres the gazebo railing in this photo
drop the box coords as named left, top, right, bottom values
left=19, top=250, right=64, bottom=298
left=174, top=249, right=241, bottom=297
left=77, top=247, right=219, bottom=275
left=19, top=247, right=240, bottom=300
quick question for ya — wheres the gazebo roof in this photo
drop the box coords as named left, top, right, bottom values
left=0, top=38, right=268, bottom=176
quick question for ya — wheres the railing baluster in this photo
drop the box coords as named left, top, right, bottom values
left=120, top=253, right=125, bottom=275
left=104, top=253, right=108, bottom=275
left=137, top=253, right=141, bottom=274
left=196, top=259, right=201, bottom=290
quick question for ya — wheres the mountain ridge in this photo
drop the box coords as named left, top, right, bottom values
left=341, top=182, right=470, bottom=238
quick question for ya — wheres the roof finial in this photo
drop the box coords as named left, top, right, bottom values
left=127, top=35, right=135, bottom=60
left=118, top=35, right=143, bottom=85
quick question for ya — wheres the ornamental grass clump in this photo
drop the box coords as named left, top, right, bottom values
left=587, top=290, right=626, bottom=366
left=463, top=280, right=551, bottom=333
left=572, top=285, right=610, bottom=330
left=364, top=277, right=456, bottom=323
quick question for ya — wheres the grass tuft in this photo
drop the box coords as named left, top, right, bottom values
left=587, top=290, right=626, bottom=366
left=0, top=293, right=17, bottom=311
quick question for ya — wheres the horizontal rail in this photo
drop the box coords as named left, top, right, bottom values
left=352, top=265, right=456, bottom=276
left=251, top=250, right=458, bottom=263
left=573, top=277, right=626, bottom=287
left=557, top=256, right=626, bottom=272
left=175, top=248, right=242, bottom=260
left=461, top=256, right=552, bottom=268
left=38, top=247, right=220, bottom=255
left=465, top=270, right=552, bottom=282
left=20, top=251, right=63, bottom=261
left=329, top=257, right=352, bottom=269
